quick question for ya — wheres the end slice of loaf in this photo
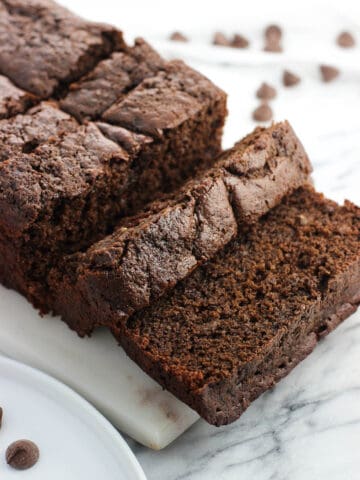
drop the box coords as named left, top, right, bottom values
left=114, top=186, right=360, bottom=425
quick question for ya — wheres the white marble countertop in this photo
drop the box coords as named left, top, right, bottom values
left=27, top=0, right=360, bottom=477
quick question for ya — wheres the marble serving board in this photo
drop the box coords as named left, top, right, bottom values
left=0, top=287, right=199, bottom=450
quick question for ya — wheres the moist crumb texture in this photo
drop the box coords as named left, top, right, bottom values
left=0, top=0, right=124, bottom=97
left=50, top=121, right=311, bottom=336
left=114, top=187, right=360, bottom=425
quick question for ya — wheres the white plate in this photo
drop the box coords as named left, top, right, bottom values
left=0, top=356, right=146, bottom=480
left=0, top=286, right=199, bottom=450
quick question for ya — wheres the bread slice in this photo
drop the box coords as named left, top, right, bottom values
left=50, top=121, right=311, bottom=335
left=113, top=186, right=360, bottom=425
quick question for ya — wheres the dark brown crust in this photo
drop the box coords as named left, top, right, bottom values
left=60, top=38, right=166, bottom=121
left=0, top=101, right=78, bottom=162
left=0, top=0, right=124, bottom=97
left=101, top=60, right=225, bottom=138
left=113, top=188, right=360, bottom=425
left=50, top=121, right=311, bottom=335
left=0, top=75, right=37, bottom=119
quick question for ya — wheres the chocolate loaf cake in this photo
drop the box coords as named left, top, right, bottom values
left=49, top=121, right=311, bottom=336
left=114, top=186, right=360, bottom=425
left=0, top=0, right=227, bottom=311
left=0, top=0, right=124, bottom=97
left=0, top=112, right=220, bottom=311
left=97, top=59, right=227, bottom=199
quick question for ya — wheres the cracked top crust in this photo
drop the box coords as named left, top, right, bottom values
left=0, top=0, right=124, bottom=97
left=0, top=101, right=78, bottom=161
left=0, top=122, right=129, bottom=235
left=102, top=60, right=226, bottom=137
left=60, top=38, right=166, bottom=121
left=0, top=75, right=37, bottom=119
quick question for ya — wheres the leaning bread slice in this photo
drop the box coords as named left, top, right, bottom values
left=50, top=121, right=311, bottom=336
left=115, top=186, right=360, bottom=425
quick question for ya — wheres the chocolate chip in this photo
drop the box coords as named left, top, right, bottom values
left=231, top=33, right=249, bottom=49
left=6, top=440, right=40, bottom=470
left=264, top=24, right=283, bottom=52
left=336, top=31, right=355, bottom=48
left=320, top=65, right=340, bottom=82
left=213, top=32, right=231, bottom=47
left=283, top=70, right=301, bottom=87
left=265, top=24, right=282, bottom=41
left=252, top=103, right=273, bottom=122
left=169, top=32, right=188, bottom=42
left=256, top=82, right=277, bottom=100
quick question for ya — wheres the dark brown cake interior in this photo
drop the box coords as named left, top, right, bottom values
left=117, top=186, right=360, bottom=424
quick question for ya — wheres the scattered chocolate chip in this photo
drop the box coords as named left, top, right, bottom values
left=265, top=24, right=282, bottom=41
left=256, top=82, right=277, bottom=100
left=231, top=33, right=249, bottom=49
left=169, top=31, right=188, bottom=42
left=320, top=65, right=340, bottom=82
left=336, top=31, right=355, bottom=48
left=283, top=70, right=301, bottom=87
left=213, top=32, right=231, bottom=47
left=264, top=24, right=282, bottom=52
left=0, top=407, right=2, bottom=428
left=6, top=440, right=40, bottom=470
left=252, top=103, right=273, bottom=122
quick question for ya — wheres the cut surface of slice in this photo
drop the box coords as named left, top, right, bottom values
left=114, top=186, right=360, bottom=425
